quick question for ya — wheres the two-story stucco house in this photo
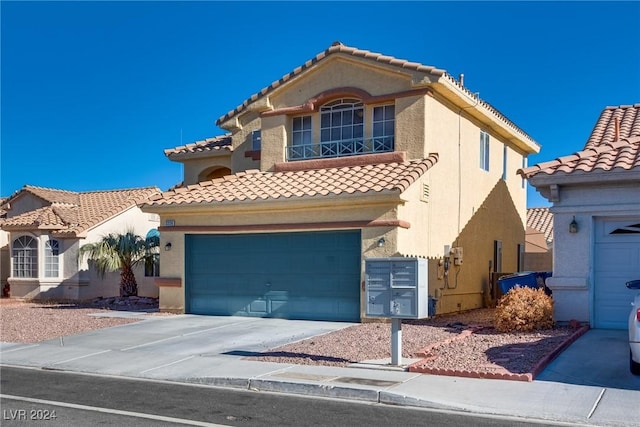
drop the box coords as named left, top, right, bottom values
left=520, top=104, right=640, bottom=330
left=141, top=42, right=540, bottom=321
left=1, top=185, right=161, bottom=300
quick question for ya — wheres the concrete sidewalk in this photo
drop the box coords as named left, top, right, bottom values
left=1, top=314, right=638, bottom=427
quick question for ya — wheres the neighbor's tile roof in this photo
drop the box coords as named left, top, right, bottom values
left=527, top=207, right=553, bottom=243
left=585, top=104, right=640, bottom=148
left=520, top=104, right=640, bottom=179
left=518, top=136, right=640, bottom=179
left=2, top=185, right=161, bottom=237
left=164, top=134, right=232, bottom=159
left=144, top=155, right=438, bottom=207
left=213, top=42, right=536, bottom=147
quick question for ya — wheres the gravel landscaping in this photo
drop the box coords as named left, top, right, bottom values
left=0, top=298, right=584, bottom=380
left=247, top=308, right=584, bottom=379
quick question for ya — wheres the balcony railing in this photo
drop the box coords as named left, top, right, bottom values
left=286, top=136, right=394, bottom=161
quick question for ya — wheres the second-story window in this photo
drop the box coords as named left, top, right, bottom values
left=292, top=116, right=312, bottom=146
left=251, top=130, right=261, bottom=151
left=320, top=99, right=364, bottom=155
left=291, top=116, right=313, bottom=159
left=480, top=130, right=490, bottom=172
left=373, top=104, right=395, bottom=151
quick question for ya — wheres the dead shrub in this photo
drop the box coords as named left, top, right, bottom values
left=494, top=286, right=554, bottom=332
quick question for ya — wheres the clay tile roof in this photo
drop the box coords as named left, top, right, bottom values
left=2, top=185, right=161, bottom=237
left=215, top=42, right=446, bottom=126
left=164, top=134, right=232, bottom=158
left=23, top=185, right=80, bottom=205
left=213, top=42, right=536, bottom=148
left=585, top=104, right=640, bottom=149
left=518, top=136, right=640, bottom=179
left=143, top=155, right=439, bottom=208
left=527, top=207, right=554, bottom=243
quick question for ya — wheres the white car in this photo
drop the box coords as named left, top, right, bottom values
left=627, top=279, right=640, bottom=375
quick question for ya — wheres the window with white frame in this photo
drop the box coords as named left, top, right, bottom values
left=44, top=239, right=60, bottom=277
left=320, top=98, right=364, bottom=155
left=521, top=156, right=527, bottom=188
left=12, top=236, right=38, bottom=278
left=502, top=145, right=507, bottom=181
left=372, top=104, right=395, bottom=151
left=480, top=131, right=490, bottom=171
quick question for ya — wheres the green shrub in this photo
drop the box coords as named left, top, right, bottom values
left=494, top=286, right=554, bottom=332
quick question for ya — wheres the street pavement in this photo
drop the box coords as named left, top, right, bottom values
left=1, top=313, right=639, bottom=427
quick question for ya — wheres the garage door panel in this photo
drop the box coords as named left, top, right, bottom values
left=185, top=231, right=361, bottom=321
left=594, top=218, right=640, bottom=329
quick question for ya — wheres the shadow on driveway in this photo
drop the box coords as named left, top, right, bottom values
left=536, top=329, right=640, bottom=391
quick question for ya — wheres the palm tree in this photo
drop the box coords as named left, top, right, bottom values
left=79, top=230, right=159, bottom=297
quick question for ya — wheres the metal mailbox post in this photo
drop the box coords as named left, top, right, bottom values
left=364, top=257, right=429, bottom=365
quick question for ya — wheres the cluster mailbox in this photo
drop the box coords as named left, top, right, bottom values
left=365, top=257, right=429, bottom=319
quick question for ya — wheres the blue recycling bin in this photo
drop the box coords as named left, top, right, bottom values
left=497, top=271, right=552, bottom=295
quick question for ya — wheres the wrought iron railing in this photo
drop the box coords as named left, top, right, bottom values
left=286, top=136, right=394, bottom=161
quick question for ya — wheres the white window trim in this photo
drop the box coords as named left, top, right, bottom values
left=44, top=239, right=60, bottom=278
left=480, top=131, right=490, bottom=172
left=12, top=235, right=38, bottom=278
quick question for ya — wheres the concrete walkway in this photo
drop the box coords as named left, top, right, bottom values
left=1, top=314, right=638, bottom=427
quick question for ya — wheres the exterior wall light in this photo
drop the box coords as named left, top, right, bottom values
left=569, top=216, right=578, bottom=234
left=164, top=242, right=172, bottom=251
left=377, top=237, right=386, bottom=247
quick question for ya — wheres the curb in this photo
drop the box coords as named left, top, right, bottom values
left=407, top=325, right=590, bottom=382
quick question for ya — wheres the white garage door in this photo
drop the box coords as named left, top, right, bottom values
left=594, top=218, right=640, bottom=329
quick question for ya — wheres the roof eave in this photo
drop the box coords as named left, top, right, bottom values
left=166, top=149, right=233, bottom=163
left=140, top=190, right=403, bottom=215
left=528, top=168, right=640, bottom=187
left=431, top=77, right=540, bottom=154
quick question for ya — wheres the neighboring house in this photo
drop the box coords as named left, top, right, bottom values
left=524, top=207, right=553, bottom=271
left=1, top=185, right=162, bottom=300
left=141, top=42, right=540, bottom=321
left=0, top=198, right=9, bottom=295
left=519, top=103, right=640, bottom=329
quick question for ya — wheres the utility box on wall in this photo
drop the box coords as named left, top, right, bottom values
left=365, top=257, right=429, bottom=319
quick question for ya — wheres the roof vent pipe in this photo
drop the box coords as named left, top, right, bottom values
left=614, top=117, right=620, bottom=141
left=459, top=73, right=464, bottom=87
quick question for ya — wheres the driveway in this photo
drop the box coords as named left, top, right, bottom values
left=0, top=314, right=355, bottom=378
left=2, top=313, right=638, bottom=392
left=537, top=329, right=640, bottom=391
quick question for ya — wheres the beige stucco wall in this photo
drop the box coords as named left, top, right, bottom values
left=182, top=155, right=233, bottom=186
left=158, top=53, right=532, bottom=318
left=155, top=196, right=400, bottom=312
left=274, top=58, right=414, bottom=108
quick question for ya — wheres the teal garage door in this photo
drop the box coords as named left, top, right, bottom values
left=185, top=230, right=361, bottom=321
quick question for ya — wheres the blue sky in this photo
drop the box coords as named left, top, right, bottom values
left=2, top=1, right=639, bottom=208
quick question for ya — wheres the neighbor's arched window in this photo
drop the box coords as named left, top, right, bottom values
left=44, top=239, right=60, bottom=278
left=12, top=236, right=38, bottom=278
